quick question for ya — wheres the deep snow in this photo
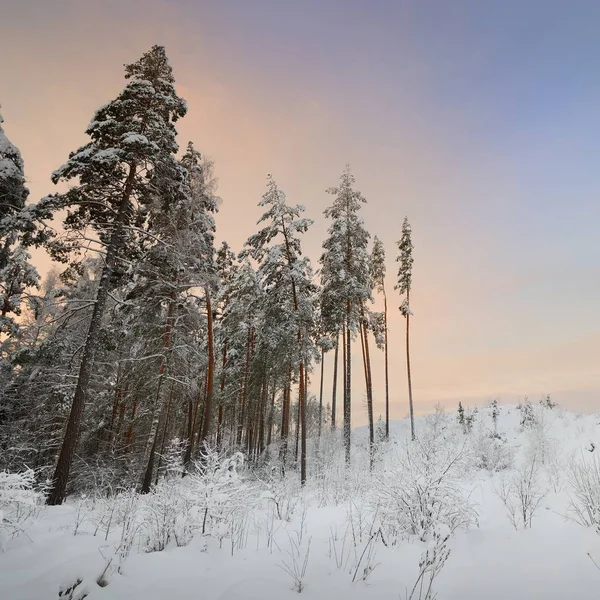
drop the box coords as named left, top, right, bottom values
left=2, top=403, right=600, bottom=600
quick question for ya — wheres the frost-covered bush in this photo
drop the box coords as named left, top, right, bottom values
left=259, top=471, right=301, bottom=522
left=0, top=468, right=42, bottom=548
left=495, top=456, right=546, bottom=530
left=141, top=482, right=193, bottom=552
left=311, top=430, right=370, bottom=506
left=372, top=424, right=477, bottom=543
left=183, top=449, right=255, bottom=552
left=567, top=452, right=600, bottom=532
left=470, top=427, right=513, bottom=472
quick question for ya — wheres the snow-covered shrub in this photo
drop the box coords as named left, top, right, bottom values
left=470, top=426, right=513, bottom=472
left=141, top=483, right=193, bottom=552
left=372, top=426, right=477, bottom=543
left=164, top=437, right=186, bottom=478
left=184, top=449, right=255, bottom=550
left=96, top=490, right=140, bottom=585
left=495, top=456, right=546, bottom=529
left=258, top=467, right=300, bottom=522
left=567, top=452, right=600, bottom=532
left=0, top=468, right=42, bottom=548
left=312, top=430, right=369, bottom=506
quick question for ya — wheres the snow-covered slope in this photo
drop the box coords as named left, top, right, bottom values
left=2, top=402, right=600, bottom=600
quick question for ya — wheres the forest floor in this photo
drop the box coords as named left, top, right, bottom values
left=2, top=403, right=600, bottom=600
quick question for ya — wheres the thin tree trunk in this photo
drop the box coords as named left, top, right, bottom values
left=406, top=289, right=415, bottom=441
left=124, top=394, right=138, bottom=452
left=216, top=342, right=227, bottom=448
left=362, top=316, right=375, bottom=468
left=294, top=387, right=301, bottom=464
left=266, top=386, right=276, bottom=450
left=280, top=365, right=292, bottom=467
left=199, top=288, right=215, bottom=445
left=47, top=161, right=138, bottom=506
left=318, top=347, right=325, bottom=438
left=140, top=296, right=176, bottom=493
left=344, top=306, right=352, bottom=465
left=384, top=290, right=390, bottom=440
left=331, top=333, right=339, bottom=430
left=237, top=327, right=252, bottom=446
left=182, top=374, right=205, bottom=470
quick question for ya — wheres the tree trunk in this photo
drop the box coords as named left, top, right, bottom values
left=344, top=309, right=352, bottom=466
left=182, top=373, right=205, bottom=470
left=384, top=290, right=390, bottom=440
left=237, top=327, right=253, bottom=446
left=266, top=386, right=276, bottom=450
left=47, top=161, right=138, bottom=506
left=294, top=386, right=301, bottom=464
left=406, top=289, right=415, bottom=441
left=140, top=296, right=176, bottom=493
left=362, top=316, right=375, bottom=468
left=331, top=332, right=339, bottom=430
left=216, top=342, right=227, bottom=448
left=280, top=365, right=292, bottom=467
left=300, top=360, right=307, bottom=484
left=318, top=347, right=325, bottom=438
left=124, top=394, right=138, bottom=452
left=199, top=288, right=215, bottom=445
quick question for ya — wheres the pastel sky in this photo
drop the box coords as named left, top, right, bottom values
left=1, top=0, right=599, bottom=421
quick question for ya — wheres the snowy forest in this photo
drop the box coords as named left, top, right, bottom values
left=2, top=45, right=600, bottom=600
left=0, top=45, right=415, bottom=499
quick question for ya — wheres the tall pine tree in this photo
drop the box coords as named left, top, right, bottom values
left=396, top=217, right=415, bottom=441
left=243, top=175, right=316, bottom=483
left=370, top=235, right=389, bottom=439
left=320, top=166, right=371, bottom=464
left=38, top=46, right=187, bottom=504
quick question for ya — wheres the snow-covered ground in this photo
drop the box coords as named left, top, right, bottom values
left=3, top=402, right=600, bottom=600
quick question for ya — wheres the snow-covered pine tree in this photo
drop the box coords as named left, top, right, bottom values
left=320, top=166, right=371, bottom=464
left=38, top=45, right=187, bottom=505
left=370, top=235, right=390, bottom=439
left=0, top=107, right=39, bottom=337
left=242, top=176, right=316, bottom=484
left=218, top=258, right=264, bottom=453
left=395, top=216, right=415, bottom=440
left=127, top=141, right=219, bottom=491
left=214, top=241, right=238, bottom=448
left=491, top=399, right=499, bottom=434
